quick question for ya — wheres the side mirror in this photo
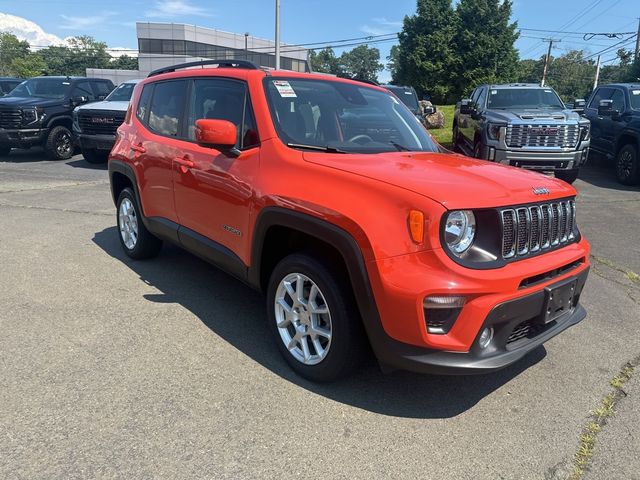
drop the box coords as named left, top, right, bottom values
left=572, top=99, right=586, bottom=114
left=423, top=105, right=436, bottom=116
left=72, top=95, right=88, bottom=105
left=460, top=99, right=474, bottom=115
left=598, top=99, right=614, bottom=116
left=195, top=119, right=239, bottom=156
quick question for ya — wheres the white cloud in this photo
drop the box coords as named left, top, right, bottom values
left=59, top=12, right=117, bottom=30
left=0, top=13, right=65, bottom=46
left=360, top=17, right=402, bottom=36
left=146, top=0, right=212, bottom=18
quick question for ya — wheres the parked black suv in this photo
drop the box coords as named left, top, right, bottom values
left=0, top=77, right=23, bottom=96
left=0, top=76, right=114, bottom=159
left=584, top=83, right=640, bottom=185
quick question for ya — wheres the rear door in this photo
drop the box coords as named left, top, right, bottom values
left=459, top=87, right=480, bottom=147
left=585, top=87, right=613, bottom=153
left=172, top=77, right=260, bottom=264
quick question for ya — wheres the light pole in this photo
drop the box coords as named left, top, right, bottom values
left=244, top=32, right=249, bottom=60
left=275, top=0, right=281, bottom=70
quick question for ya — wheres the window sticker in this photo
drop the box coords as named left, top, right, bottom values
left=632, top=90, right=640, bottom=96
left=404, top=91, right=413, bottom=95
left=491, top=90, right=497, bottom=95
left=544, top=89, right=552, bottom=93
left=62, top=82, right=71, bottom=85
left=273, top=80, right=297, bottom=98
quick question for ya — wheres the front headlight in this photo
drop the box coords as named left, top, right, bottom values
left=21, top=107, right=38, bottom=125
left=579, top=123, right=590, bottom=141
left=487, top=123, right=504, bottom=141
left=444, top=210, right=476, bottom=256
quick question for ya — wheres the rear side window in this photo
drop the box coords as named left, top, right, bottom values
left=136, top=84, right=153, bottom=121
left=148, top=80, right=187, bottom=137
left=610, top=89, right=625, bottom=112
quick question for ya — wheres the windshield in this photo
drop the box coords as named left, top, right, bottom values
left=630, top=88, right=640, bottom=110
left=487, top=88, right=564, bottom=109
left=386, top=86, right=420, bottom=112
left=264, top=78, right=440, bottom=154
left=106, top=82, right=136, bottom=102
left=8, top=78, right=72, bottom=99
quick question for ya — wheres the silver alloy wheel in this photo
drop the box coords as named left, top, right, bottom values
left=617, top=150, right=633, bottom=180
left=274, top=272, right=332, bottom=365
left=118, top=198, right=138, bottom=250
left=56, top=131, right=72, bottom=157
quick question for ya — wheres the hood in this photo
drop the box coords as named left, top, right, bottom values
left=76, top=100, right=130, bottom=112
left=487, top=108, right=582, bottom=123
left=303, top=151, right=575, bottom=210
left=0, top=96, right=65, bottom=108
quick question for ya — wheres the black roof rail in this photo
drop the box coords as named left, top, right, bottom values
left=148, top=59, right=260, bottom=78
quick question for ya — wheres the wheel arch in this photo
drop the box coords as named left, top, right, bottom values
left=615, top=132, right=640, bottom=155
left=45, top=115, right=73, bottom=131
left=108, top=160, right=144, bottom=216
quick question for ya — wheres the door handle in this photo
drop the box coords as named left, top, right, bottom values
left=130, top=144, right=146, bottom=153
left=174, top=156, right=195, bottom=173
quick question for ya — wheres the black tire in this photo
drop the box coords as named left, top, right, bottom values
left=266, top=253, right=366, bottom=382
left=615, top=144, right=640, bottom=186
left=555, top=169, right=580, bottom=184
left=45, top=125, right=74, bottom=160
left=0, top=146, right=11, bottom=157
left=452, top=124, right=464, bottom=153
left=116, top=187, right=162, bottom=260
left=82, top=148, right=109, bottom=164
left=473, top=140, right=483, bottom=159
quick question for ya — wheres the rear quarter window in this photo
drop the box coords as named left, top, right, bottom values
left=136, top=84, right=153, bottom=123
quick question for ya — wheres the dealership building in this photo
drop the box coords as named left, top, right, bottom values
left=88, top=22, right=310, bottom=83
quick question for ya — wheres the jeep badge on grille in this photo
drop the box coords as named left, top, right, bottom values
left=533, top=187, right=550, bottom=195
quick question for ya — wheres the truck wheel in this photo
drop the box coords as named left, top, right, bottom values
left=82, top=148, right=109, bottom=164
left=452, top=124, right=463, bottom=152
left=116, top=187, right=162, bottom=259
left=616, top=144, right=639, bottom=186
left=473, top=141, right=484, bottom=159
left=0, top=146, right=10, bottom=157
left=45, top=126, right=74, bottom=160
left=555, top=169, right=580, bottom=184
left=267, top=253, right=365, bottom=382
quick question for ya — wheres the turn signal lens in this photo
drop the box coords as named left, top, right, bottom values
left=408, top=210, right=424, bottom=244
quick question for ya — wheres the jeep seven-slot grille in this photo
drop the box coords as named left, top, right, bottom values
left=501, top=199, right=576, bottom=260
left=77, top=110, right=125, bottom=136
left=0, top=107, right=22, bottom=129
left=505, top=124, right=579, bottom=148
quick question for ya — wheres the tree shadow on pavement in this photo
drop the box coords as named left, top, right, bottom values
left=67, top=159, right=108, bottom=170
left=93, top=226, right=546, bottom=419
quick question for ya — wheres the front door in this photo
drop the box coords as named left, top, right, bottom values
left=173, top=77, right=260, bottom=265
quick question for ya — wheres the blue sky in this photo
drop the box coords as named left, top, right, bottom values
left=0, top=0, right=638, bottom=81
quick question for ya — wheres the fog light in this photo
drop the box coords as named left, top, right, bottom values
left=424, top=296, right=465, bottom=334
left=478, top=327, right=493, bottom=349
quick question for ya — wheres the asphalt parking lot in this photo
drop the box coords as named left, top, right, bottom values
left=1, top=149, right=639, bottom=479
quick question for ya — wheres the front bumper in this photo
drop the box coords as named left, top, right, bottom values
left=0, top=128, right=48, bottom=148
left=492, top=147, right=589, bottom=171
left=365, top=238, right=590, bottom=374
left=76, top=133, right=116, bottom=152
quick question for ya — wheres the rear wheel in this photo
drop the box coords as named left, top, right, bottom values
left=45, top=125, right=73, bottom=160
left=266, top=253, right=365, bottom=382
left=615, top=144, right=639, bottom=186
left=116, top=187, right=162, bottom=259
left=452, top=124, right=463, bottom=153
left=0, top=146, right=10, bottom=157
left=82, top=148, right=109, bottom=164
left=555, top=169, right=580, bottom=184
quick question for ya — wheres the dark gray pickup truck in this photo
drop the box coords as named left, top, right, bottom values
left=453, top=83, right=591, bottom=184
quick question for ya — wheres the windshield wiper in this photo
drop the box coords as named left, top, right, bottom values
left=286, top=143, right=347, bottom=153
left=389, top=141, right=412, bottom=152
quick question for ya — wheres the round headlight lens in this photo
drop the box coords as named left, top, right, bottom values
left=444, top=210, right=476, bottom=255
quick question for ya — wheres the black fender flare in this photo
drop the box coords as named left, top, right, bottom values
left=45, top=115, right=73, bottom=130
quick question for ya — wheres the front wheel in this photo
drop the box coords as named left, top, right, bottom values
left=616, top=144, right=639, bottom=186
left=116, top=187, right=162, bottom=259
left=555, top=169, right=580, bottom=184
left=266, top=253, right=365, bottom=382
left=45, top=125, right=74, bottom=160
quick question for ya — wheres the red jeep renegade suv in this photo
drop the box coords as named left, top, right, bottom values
left=108, top=60, right=590, bottom=381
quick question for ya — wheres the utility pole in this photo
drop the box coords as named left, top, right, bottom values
left=541, top=39, right=558, bottom=87
left=274, top=0, right=281, bottom=70
left=593, top=55, right=601, bottom=90
left=244, top=32, right=249, bottom=60
left=635, top=17, right=640, bottom=60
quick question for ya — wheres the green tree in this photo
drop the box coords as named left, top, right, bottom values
left=110, top=55, right=138, bottom=70
left=545, top=50, right=596, bottom=101
left=386, top=45, right=400, bottom=81
left=10, top=55, right=46, bottom=78
left=516, top=57, right=544, bottom=84
left=453, top=0, right=520, bottom=98
left=394, top=0, right=457, bottom=103
left=309, top=47, right=343, bottom=76
left=339, top=45, right=383, bottom=82
left=37, top=35, right=111, bottom=76
left=0, top=32, right=31, bottom=76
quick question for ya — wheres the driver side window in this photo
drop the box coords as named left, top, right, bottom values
left=73, top=81, right=96, bottom=101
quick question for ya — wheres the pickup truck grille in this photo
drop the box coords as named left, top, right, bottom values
left=0, top=107, right=22, bottom=129
left=77, top=110, right=125, bottom=136
left=506, top=124, right=579, bottom=148
left=501, top=199, right=576, bottom=259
